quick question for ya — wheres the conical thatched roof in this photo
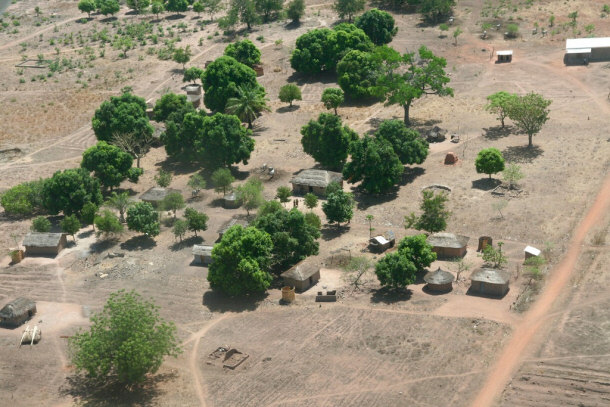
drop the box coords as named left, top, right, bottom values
left=424, top=267, right=455, bottom=285
left=0, top=298, right=36, bottom=319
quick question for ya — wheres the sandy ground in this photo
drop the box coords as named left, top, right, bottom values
left=0, top=0, right=609, bottom=406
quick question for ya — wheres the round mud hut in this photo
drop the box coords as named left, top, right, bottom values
left=423, top=267, right=455, bottom=293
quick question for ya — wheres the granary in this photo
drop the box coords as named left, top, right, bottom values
left=424, top=267, right=455, bottom=292
left=192, top=245, right=213, bottom=265
left=427, top=233, right=470, bottom=258
left=0, top=298, right=36, bottom=327
left=140, top=187, right=180, bottom=206
left=23, top=232, right=67, bottom=256
left=524, top=245, right=541, bottom=261
left=281, top=262, right=320, bottom=292
left=185, top=84, right=202, bottom=108
left=369, top=231, right=396, bottom=253
left=565, top=37, right=610, bottom=64
left=496, top=50, right=513, bottom=63
left=469, top=269, right=510, bottom=297
left=217, top=216, right=250, bottom=240
left=290, top=169, right=343, bottom=196
left=223, top=192, right=240, bottom=209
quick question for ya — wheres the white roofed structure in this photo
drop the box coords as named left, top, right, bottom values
left=565, top=37, right=610, bottom=64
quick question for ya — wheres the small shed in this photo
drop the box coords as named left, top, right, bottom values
left=427, top=233, right=470, bottom=258
left=469, top=269, right=510, bottom=297
left=217, top=217, right=250, bottom=241
left=0, top=298, right=36, bottom=327
left=223, top=192, right=240, bottom=209
left=23, top=232, right=67, bottom=256
left=290, top=169, right=343, bottom=196
left=369, top=231, right=396, bottom=253
left=192, top=245, right=213, bottom=265
left=281, top=263, right=320, bottom=292
left=496, top=50, right=513, bottom=63
left=424, top=267, right=455, bottom=292
left=524, top=245, right=541, bottom=261
left=140, top=187, right=180, bottom=206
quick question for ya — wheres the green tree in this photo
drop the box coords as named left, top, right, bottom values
left=151, top=1, right=165, bottom=18
left=78, top=0, right=96, bottom=17
left=202, top=56, right=261, bottom=112
left=365, top=214, right=374, bottom=238
left=126, top=202, right=160, bottom=237
left=502, top=163, right=524, bottom=189
left=279, top=84, right=302, bottom=107
left=184, top=207, right=208, bottom=236
left=212, top=168, right=235, bottom=194
left=404, top=190, right=450, bottom=233
left=94, top=209, right=123, bottom=238
left=61, top=214, right=81, bottom=241
left=397, top=233, right=437, bottom=271
left=187, top=174, right=207, bottom=196
left=286, top=0, right=305, bottom=23
left=225, top=84, right=270, bottom=129
left=304, top=193, right=318, bottom=210
left=81, top=202, right=98, bottom=231
left=202, top=0, right=224, bottom=20
left=126, top=0, right=151, bottom=13
left=69, top=290, right=181, bottom=384
left=153, top=92, right=195, bottom=123
left=92, top=91, right=154, bottom=143
left=485, top=91, right=518, bottom=128
left=343, top=136, right=404, bottom=194
left=453, top=27, right=462, bottom=46
left=31, top=216, right=51, bottom=232
left=507, top=92, right=552, bottom=148
left=165, top=0, right=189, bottom=14
left=96, top=0, right=120, bottom=16
left=375, top=251, right=417, bottom=288
left=113, top=36, right=134, bottom=58
left=304, top=212, right=322, bottom=229
left=192, top=1, right=205, bottom=15
left=224, top=40, right=261, bottom=67
left=321, top=88, right=344, bottom=115
left=254, top=0, right=283, bottom=22
left=375, top=119, right=428, bottom=165
left=325, top=181, right=343, bottom=196
left=322, top=189, right=354, bottom=228
left=172, top=219, right=188, bottom=241
left=475, top=148, right=505, bottom=179
left=105, top=191, right=133, bottom=223
left=161, top=192, right=185, bottom=219
left=236, top=178, right=264, bottom=215
left=418, top=0, right=455, bottom=23
left=207, top=225, right=273, bottom=295
left=355, top=8, right=397, bottom=45
left=301, top=113, right=358, bottom=169
left=336, top=50, right=381, bottom=100
left=0, top=180, right=45, bottom=217
left=183, top=67, right=204, bottom=85
left=439, top=23, right=449, bottom=36
left=276, top=186, right=291, bottom=206
left=228, top=0, right=260, bottom=30
left=481, top=242, right=507, bottom=268
left=81, top=142, right=141, bottom=191
left=172, top=45, right=192, bottom=69
left=334, top=0, right=365, bottom=22
left=43, top=168, right=103, bottom=216
left=258, top=200, right=283, bottom=217
left=154, top=169, right=173, bottom=187
left=375, top=45, right=453, bottom=126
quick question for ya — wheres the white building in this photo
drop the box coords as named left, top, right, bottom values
left=565, top=37, right=610, bottom=64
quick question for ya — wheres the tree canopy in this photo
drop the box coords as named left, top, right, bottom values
left=126, top=0, right=150, bottom=13
left=255, top=0, right=283, bottom=22
left=224, top=39, right=261, bottom=67
left=225, top=84, right=270, bottom=129
left=485, top=91, right=518, bottom=128
left=418, top=0, right=455, bottom=23
left=279, top=84, right=302, bottom=107
left=374, top=119, right=428, bottom=165
left=92, top=91, right=154, bottom=143
left=161, top=192, right=185, bottom=219
left=212, top=168, right=235, bottom=194
left=321, top=88, right=344, bottom=115
left=94, top=209, right=123, bottom=238
left=202, top=56, right=262, bottom=112
left=184, top=207, right=208, bottom=236
left=236, top=178, right=264, bottom=215
left=355, top=8, right=397, bottom=45
left=0, top=179, right=45, bottom=217
left=69, top=290, right=181, bottom=384
left=81, top=142, right=141, bottom=191
left=375, top=234, right=436, bottom=288
left=126, top=202, right=160, bottom=237
left=286, top=0, right=305, bottom=23
left=78, top=0, right=96, bottom=17
left=31, top=216, right=51, bottom=232
left=165, top=0, right=189, bottom=13
left=507, top=92, right=552, bottom=147
left=42, top=168, right=103, bottom=216
left=96, top=0, right=120, bottom=16
left=333, top=0, right=365, bottom=23
left=322, top=189, right=354, bottom=227
left=153, top=92, right=195, bottom=123
left=404, top=190, right=450, bottom=233
left=183, top=67, right=204, bottom=85
left=208, top=225, right=274, bottom=295
left=337, top=50, right=381, bottom=100
left=301, top=113, right=358, bottom=169
left=61, top=214, right=81, bottom=240
left=475, top=148, right=505, bottom=179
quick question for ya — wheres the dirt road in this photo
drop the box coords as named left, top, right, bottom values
left=470, top=173, right=610, bottom=407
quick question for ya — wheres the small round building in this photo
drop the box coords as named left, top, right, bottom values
left=423, top=267, right=455, bottom=293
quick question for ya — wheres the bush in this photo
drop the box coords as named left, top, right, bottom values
left=0, top=179, right=45, bottom=217
left=475, top=148, right=505, bottom=179
left=224, top=39, right=261, bottom=67
left=355, top=8, right=397, bottom=45
left=278, top=84, right=302, bottom=107
left=31, top=216, right=51, bottom=232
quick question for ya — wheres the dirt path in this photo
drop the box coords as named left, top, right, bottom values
left=470, top=173, right=610, bottom=407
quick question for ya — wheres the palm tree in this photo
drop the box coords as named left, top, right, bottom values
left=105, top=191, right=133, bottom=223
left=225, top=85, right=270, bottom=129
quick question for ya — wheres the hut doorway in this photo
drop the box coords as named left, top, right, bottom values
left=309, top=186, right=313, bottom=193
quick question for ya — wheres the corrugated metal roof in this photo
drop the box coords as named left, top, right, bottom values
left=497, top=50, right=513, bottom=55
left=566, top=37, right=610, bottom=50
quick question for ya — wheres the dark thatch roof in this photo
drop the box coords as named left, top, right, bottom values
left=23, top=232, right=63, bottom=248
left=290, top=169, right=342, bottom=188
left=192, top=245, right=213, bottom=256
left=281, top=263, right=319, bottom=282
left=470, top=269, right=510, bottom=285
left=427, top=233, right=470, bottom=249
left=0, top=298, right=36, bottom=319
left=424, top=267, right=455, bottom=285
left=218, top=217, right=250, bottom=235
left=140, top=187, right=180, bottom=202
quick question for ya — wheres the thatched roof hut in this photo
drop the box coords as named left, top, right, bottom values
left=281, top=262, right=320, bottom=292
left=23, top=232, right=67, bottom=256
left=427, top=233, right=470, bottom=258
left=217, top=216, right=250, bottom=240
left=0, top=297, right=36, bottom=327
left=290, top=169, right=343, bottom=196
left=424, top=267, right=455, bottom=292
left=192, top=245, right=213, bottom=265
left=140, top=187, right=180, bottom=205
left=470, top=269, right=510, bottom=297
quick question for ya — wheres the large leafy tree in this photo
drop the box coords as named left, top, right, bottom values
left=78, top=0, right=96, bottom=17
left=42, top=168, right=103, bottom=216
left=355, top=8, right=397, bottom=45
left=61, top=214, right=82, bottom=241
left=375, top=234, right=436, bottom=288
left=94, top=209, right=123, bottom=238
left=69, top=290, right=181, bottom=384
left=201, top=56, right=261, bottom=112
left=300, top=113, right=358, bottom=169
left=398, top=234, right=437, bottom=271
left=507, top=92, right=551, bottom=148
left=236, top=178, right=265, bottom=215
left=183, top=67, right=204, bottom=85
left=224, top=39, right=261, bottom=67
left=184, top=207, right=208, bottom=236
left=279, top=84, right=302, bottom=107
left=172, top=46, right=192, bottom=70
left=211, top=168, right=235, bottom=194
left=286, top=0, right=305, bottom=23
left=475, top=148, right=505, bottom=179
left=374, top=119, right=428, bottom=165
left=208, top=225, right=274, bottom=295
left=322, top=189, right=354, bottom=228
left=418, top=0, right=455, bottom=23
left=0, top=179, right=45, bottom=217
left=161, top=192, right=185, bottom=219
left=225, top=84, right=270, bottom=129
left=253, top=207, right=320, bottom=269
left=333, top=0, right=365, bottom=23
left=343, top=136, right=404, bottom=194
left=105, top=191, right=133, bottom=223
left=126, top=202, right=160, bottom=237
left=485, top=91, right=518, bottom=128
left=227, top=0, right=260, bottom=30
left=31, top=216, right=51, bottom=232
left=404, top=190, right=450, bottom=233
left=375, top=46, right=453, bottom=126
left=153, top=92, right=195, bottom=123
left=321, top=88, right=344, bottom=115
left=254, top=0, right=283, bottom=22
left=337, top=50, right=381, bottom=100
left=126, top=0, right=151, bottom=13
left=202, top=0, right=224, bottom=20
left=96, top=0, right=120, bottom=16
left=92, top=91, right=154, bottom=143
left=81, top=142, right=142, bottom=191
left=165, top=0, right=189, bottom=14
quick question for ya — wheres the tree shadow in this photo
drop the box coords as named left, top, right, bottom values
left=286, top=71, right=337, bottom=86
left=482, top=125, right=514, bottom=140
left=166, top=14, right=186, bottom=20
left=321, top=224, right=351, bottom=241
left=231, top=166, right=250, bottom=181
left=90, top=238, right=119, bottom=254
left=251, top=123, right=270, bottom=135
left=471, top=178, right=501, bottom=191
left=502, top=145, right=543, bottom=164
left=354, top=189, right=399, bottom=210
left=410, top=118, right=442, bottom=133
left=61, top=372, right=176, bottom=407
left=422, top=285, right=453, bottom=295
left=120, top=235, right=157, bottom=251
left=157, top=157, right=202, bottom=175
left=342, top=97, right=380, bottom=108
left=100, top=16, right=118, bottom=23
left=276, top=105, right=300, bottom=113
left=370, top=286, right=413, bottom=304
left=77, top=229, right=95, bottom=239
left=169, top=235, right=203, bottom=252
left=202, top=290, right=269, bottom=313
left=76, top=17, right=94, bottom=24
left=402, top=166, right=425, bottom=185
left=284, top=21, right=301, bottom=30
